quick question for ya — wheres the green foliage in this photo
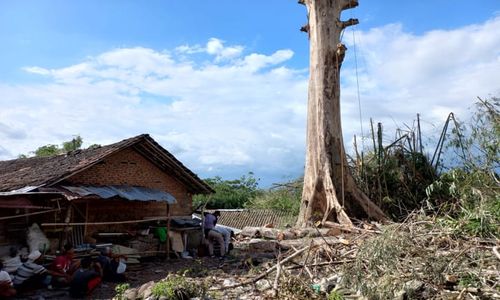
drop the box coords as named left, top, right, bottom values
left=34, top=144, right=61, bottom=157
left=151, top=275, right=205, bottom=299
left=20, top=135, right=85, bottom=157
left=426, top=169, right=499, bottom=238
left=193, top=172, right=260, bottom=209
left=278, top=276, right=322, bottom=300
left=327, top=289, right=345, bottom=300
left=448, top=97, right=499, bottom=172
left=62, top=135, right=83, bottom=152
left=354, top=146, right=436, bottom=221
left=246, top=178, right=302, bottom=216
left=425, top=98, right=500, bottom=238
left=458, top=273, right=481, bottom=288
left=114, top=283, right=130, bottom=300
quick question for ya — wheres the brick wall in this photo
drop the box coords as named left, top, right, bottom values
left=67, top=148, right=193, bottom=218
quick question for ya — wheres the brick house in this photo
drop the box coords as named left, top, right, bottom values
left=0, top=134, right=213, bottom=247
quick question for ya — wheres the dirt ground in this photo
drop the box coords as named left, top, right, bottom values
left=14, top=221, right=500, bottom=299
left=15, top=251, right=254, bottom=300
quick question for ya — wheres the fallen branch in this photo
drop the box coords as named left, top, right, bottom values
left=493, top=246, right=500, bottom=261
left=212, top=245, right=309, bottom=290
left=272, top=253, right=282, bottom=297
left=285, top=259, right=354, bottom=270
left=279, top=236, right=340, bottom=249
left=298, top=240, right=314, bottom=279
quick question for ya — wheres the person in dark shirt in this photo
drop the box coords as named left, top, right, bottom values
left=203, top=211, right=225, bottom=257
left=69, top=257, right=101, bottom=298
left=96, top=248, right=126, bottom=282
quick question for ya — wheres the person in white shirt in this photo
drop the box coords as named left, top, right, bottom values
left=1, top=247, right=22, bottom=277
left=0, top=260, right=16, bottom=298
left=13, top=250, right=50, bottom=291
left=214, top=225, right=231, bottom=254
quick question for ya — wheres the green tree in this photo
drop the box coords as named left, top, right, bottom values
left=34, top=144, right=61, bottom=157
left=193, top=172, right=260, bottom=209
left=246, top=177, right=303, bottom=216
left=20, top=135, right=85, bottom=157
left=62, top=136, right=83, bottom=152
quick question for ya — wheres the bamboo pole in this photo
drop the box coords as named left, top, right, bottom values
left=417, top=113, right=423, bottom=154
left=41, top=217, right=171, bottom=227
left=0, top=208, right=60, bottom=221
left=63, top=205, right=73, bottom=247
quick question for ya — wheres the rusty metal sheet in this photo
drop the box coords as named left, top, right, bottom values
left=61, top=185, right=176, bottom=203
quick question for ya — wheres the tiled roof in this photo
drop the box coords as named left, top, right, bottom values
left=207, top=209, right=296, bottom=230
left=0, top=134, right=213, bottom=194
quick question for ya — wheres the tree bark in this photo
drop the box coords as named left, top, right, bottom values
left=297, top=0, right=386, bottom=227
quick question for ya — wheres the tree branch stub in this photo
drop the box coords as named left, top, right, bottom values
left=338, top=18, right=359, bottom=30
left=300, top=24, right=310, bottom=33
left=341, top=0, right=358, bottom=10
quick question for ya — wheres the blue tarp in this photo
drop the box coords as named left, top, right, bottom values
left=62, top=185, right=176, bottom=203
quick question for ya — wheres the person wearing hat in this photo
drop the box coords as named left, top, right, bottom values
left=12, top=250, right=50, bottom=291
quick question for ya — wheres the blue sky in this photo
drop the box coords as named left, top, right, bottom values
left=0, top=1, right=499, bottom=186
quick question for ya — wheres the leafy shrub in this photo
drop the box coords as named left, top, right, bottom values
left=246, top=178, right=302, bottom=216
left=151, top=275, right=205, bottom=300
left=114, top=283, right=130, bottom=300
left=425, top=97, right=499, bottom=238
left=193, top=172, right=260, bottom=209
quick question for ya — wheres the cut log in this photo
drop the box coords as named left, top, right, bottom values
left=240, top=226, right=342, bottom=240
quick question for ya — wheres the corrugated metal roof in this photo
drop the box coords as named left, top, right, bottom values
left=0, top=186, right=40, bottom=195
left=201, top=209, right=296, bottom=230
left=61, top=185, right=176, bottom=203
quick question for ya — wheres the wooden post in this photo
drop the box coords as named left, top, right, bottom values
left=83, top=201, right=89, bottom=237
left=62, top=205, right=73, bottom=247
left=166, top=203, right=171, bottom=259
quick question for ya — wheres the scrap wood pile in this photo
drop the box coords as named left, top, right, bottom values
left=212, top=218, right=499, bottom=299
left=114, top=214, right=499, bottom=300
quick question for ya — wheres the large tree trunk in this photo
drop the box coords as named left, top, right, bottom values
left=297, top=0, right=386, bottom=227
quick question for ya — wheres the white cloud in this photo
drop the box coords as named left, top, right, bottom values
left=1, top=16, right=499, bottom=184
left=22, top=66, right=51, bottom=75
left=206, top=38, right=244, bottom=61
left=0, top=41, right=305, bottom=182
left=340, top=16, right=500, bottom=147
left=176, top=38, right=243, bottom=62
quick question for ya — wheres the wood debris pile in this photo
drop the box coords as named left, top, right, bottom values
left=113, top=216, right=499, bottom=300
